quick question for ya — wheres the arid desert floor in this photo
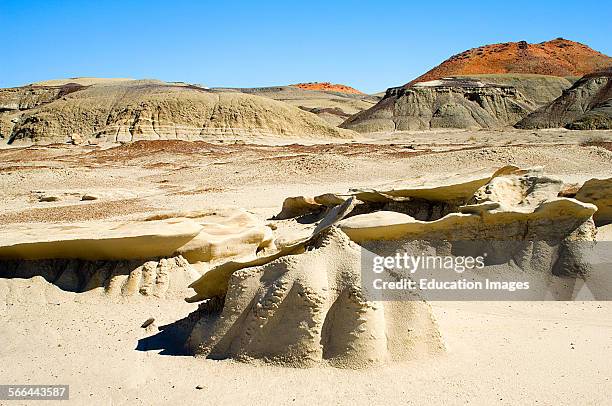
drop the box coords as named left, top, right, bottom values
left=1, top=129, right=612, bottom=405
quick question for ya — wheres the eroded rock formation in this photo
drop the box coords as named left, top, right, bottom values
left=341, top=78, right=535, bottom=132
left=187, top=227, right=444, bottom=368
left=0, top=210, right=275, bottom=298
left=516, top=70, right=612, bottom=130
left=1, top=256, right=198, bottom=298
left=183, top=166, right=609, bottom=367
left=575, top=177, right=612, bottom=225
left=1, top=166, right=609, bottom=367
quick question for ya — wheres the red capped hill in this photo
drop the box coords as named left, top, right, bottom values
left=290, top=82, right=364, bottom=94
left=408, top=38, right=612, bottom=86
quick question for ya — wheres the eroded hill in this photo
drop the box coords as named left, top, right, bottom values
left=290, top=82, right=364, bottom=94
left=0, top=79, right=354, bottom=144
left=516, top=69, right=612, bottom=130
left=341, top=37, right=612, bottom=133
left=214, top=85, right=379, bottom=126
left=341, top=78, right=536, bottom=132
left=408, top=38, right=612, bottom=85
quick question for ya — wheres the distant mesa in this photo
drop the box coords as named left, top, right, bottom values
left=290, top=82, right=365, bottom=94
left=408, top=38, right=612, bottom=86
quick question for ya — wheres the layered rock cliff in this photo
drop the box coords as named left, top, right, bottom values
left=340, top=78, right=535, bottom=132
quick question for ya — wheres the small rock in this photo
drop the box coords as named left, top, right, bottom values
left=69, top=133, right=83, bottom=145
left=195, top=385, right=204, bottom=390
left=140, top=318, right=155, bottom=328
left=39, top=195, right=61, bottom=202
left=81, top=194, right=99, bottom=201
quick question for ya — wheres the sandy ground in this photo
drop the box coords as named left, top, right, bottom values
left=1, top=128, right=612, bottom=405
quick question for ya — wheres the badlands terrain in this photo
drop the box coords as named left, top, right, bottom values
left=1, top=129, right=612, bottom=405
left=1, top=38, right=612, bottom=405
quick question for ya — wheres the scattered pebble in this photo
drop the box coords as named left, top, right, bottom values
left=81, top=194, right=99, bottom=201
left=141, top=318, right=155, bottom=328
left=39, top=195, right=61, bottom=202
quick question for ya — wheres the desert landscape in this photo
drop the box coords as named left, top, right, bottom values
left=1, top=7, right=612, bottom=403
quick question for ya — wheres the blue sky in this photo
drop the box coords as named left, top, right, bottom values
left=1, top=0, right=610, bottom=93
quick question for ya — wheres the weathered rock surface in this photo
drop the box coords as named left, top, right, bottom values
left=187, top=228, right=444, bottom=368
left=516, top=70, right=612, bottom=130
left=341, top=78, right=535, bottom=132
left=0, top=210, right=275, bottom=298
left=0, top=210, right=274, bottom=262
left=575, top=177, right=612, bottom=225
left=0, top=256, right=199, bottom=298
left=0, top=218, right=203, bottom=261
left=0, top=83, right=85, bottom=112
left=183, top=166, right=609, bottom=368
left=3, top=80, right=354, bottom=144
left=453, top=74, right=575, bottom=106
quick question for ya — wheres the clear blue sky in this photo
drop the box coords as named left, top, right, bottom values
left=1, top=0, right=610, bottom=93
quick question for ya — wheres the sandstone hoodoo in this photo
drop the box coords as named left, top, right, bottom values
left=341, top=78, right=535, bottom=132
left=516, top=69, right=612, bottom=130
left=408, top=38, right=612, bottom=86
left=0, top=79, right=354, bottom=144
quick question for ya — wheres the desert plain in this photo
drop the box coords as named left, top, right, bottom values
left=1, top=127, right=612, bottom=405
